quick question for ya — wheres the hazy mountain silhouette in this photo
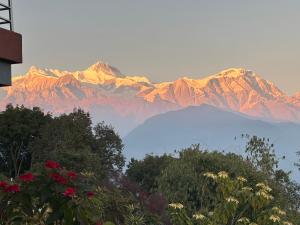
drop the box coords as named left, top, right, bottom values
left=124, top=104, right=300, bottom=180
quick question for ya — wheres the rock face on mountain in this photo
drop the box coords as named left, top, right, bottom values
left=141, top=68, right=300, bottom=122
left=0, top=62, right=299, bottom=135
left=291, top=92, right=300, bottom=107
left=1, top=62, right=179, bottom=135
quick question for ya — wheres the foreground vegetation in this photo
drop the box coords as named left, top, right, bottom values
left=0, top=105, right=299, bottom=224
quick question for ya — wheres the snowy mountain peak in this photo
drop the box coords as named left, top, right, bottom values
left=28, top=66, right=45, bottom=74
left=216, top=68, right=253, bottom=78
left=26, top=66, right=53, bottom=78
left=124, top=76, right=151, bottom=84
left=28, top=66, right=39, bottom=72
left=86, top=61, right=122, bottom=76
left=2, top=63, right=300, bottom=131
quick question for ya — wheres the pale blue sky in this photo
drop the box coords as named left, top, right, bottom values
left=12, top=0, right=300, bottom=94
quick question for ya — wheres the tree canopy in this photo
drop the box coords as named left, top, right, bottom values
left=0, top=104, right=51, bottom=177
left=0, top=105, right=124, bottom=180
left=126, top=144, right=300, bottom=223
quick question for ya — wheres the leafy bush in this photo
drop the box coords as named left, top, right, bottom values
left=127, top=145, right=300, bottom=221
left=168, top=171, right=294, bottom=225
left=0, top=160, right=108, bottom=225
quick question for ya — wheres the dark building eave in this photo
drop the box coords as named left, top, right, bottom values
left=0, top=27, right=22, bottom=63
left=0, top=27, right=22, bottom=86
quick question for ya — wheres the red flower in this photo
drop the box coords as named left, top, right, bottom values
left=4, top=184, right=20, bottom=193
left=87, top=191, right=94, bottom=198
left=63, top=187, right=76, bottom=197
left=45, top=160, right=61, bottom=169
left=19, top=172, right=35, bottom=182
left=50, top=173, right=68, bottom=185
left=0, top=181, right=8, bottom=189
left=66, top=171, right=77, bottom=180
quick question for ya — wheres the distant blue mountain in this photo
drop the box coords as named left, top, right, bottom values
left=124, top=104, right=300, bottom=181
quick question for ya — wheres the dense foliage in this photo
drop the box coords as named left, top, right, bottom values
left=126, top=155, right=173, bottom=192
left=168, top=172, right=293, bottom=225
left=0, top=105, right=299, bottom=224
left=0, top=105, right=124, bottom=180
left=0, top=104, right=51, bottom=177
left=127, top=145, right=300, bottom=223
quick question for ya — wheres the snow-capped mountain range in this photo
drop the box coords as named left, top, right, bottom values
left=0, top=62, right=299, bottom=135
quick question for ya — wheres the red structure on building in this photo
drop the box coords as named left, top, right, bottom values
left=0, top=0, right=22, bottom=86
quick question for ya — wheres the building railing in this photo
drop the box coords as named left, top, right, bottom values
left=0, top=0, right=13, bottom=31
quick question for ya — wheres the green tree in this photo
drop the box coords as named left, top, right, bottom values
left=30, top=109, right=98, bottom=173
left=156, top=145, right=264, bottom=212
left=168, top=171, right=294, bottom=225
left=0, top=104, right=50, bottom=178
left=93, top=122, right=125, bottom=175
left=243, top=135, right=279, bottom=177
left=126, top=154, right=173, bottom=192
left=127, top=145, right=300, bottom=222
left=30, top=109, right=125, bottom=179
left=295, top=151, right=300, bottom=171
left=243, top=135, right=300, bottom=211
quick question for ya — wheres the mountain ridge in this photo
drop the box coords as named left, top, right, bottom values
left=2, top=62, right=300, bottom=135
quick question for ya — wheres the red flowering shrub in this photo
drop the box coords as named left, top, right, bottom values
left=66, top=171, right=77, bottom=180
left=0, top=181, right=7, bottom=188
left=50, top=172, right=68, bottom=185
left=4, top=184, right=20, bottom=193
left=63, top=187, right=76, bottom=197
left=0, top=160, right=112, bottom=224
left=45, top=160, right=61, bottom=169
left=19, top=172, right=35, bottom=182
